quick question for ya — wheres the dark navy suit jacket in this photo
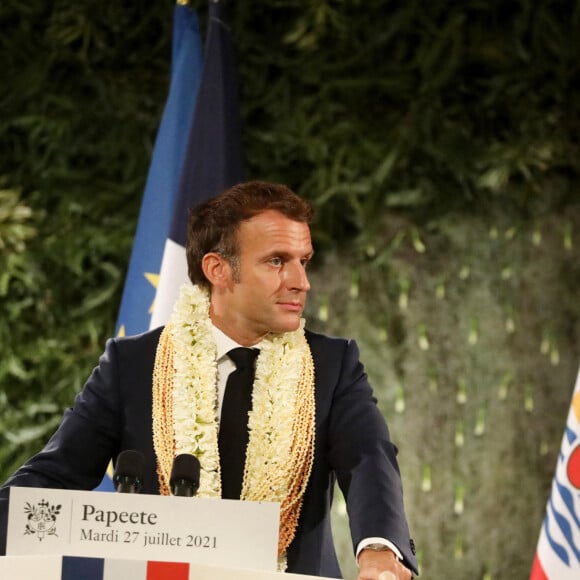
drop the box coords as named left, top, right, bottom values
left=0, top=327, right=418, bottom=577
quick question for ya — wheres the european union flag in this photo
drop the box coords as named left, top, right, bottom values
left=94, top=4, right=203, bottom=492
left=115, top=4, right=203, bottom=338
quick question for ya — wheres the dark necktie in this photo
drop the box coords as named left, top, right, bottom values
left=218, top=347, right=259, bottom=499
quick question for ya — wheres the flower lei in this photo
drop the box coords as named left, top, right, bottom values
left=152, top=284, right=316, bottom=565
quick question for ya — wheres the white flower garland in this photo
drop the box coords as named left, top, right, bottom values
left=170, top=284, right=221, bottom=495
left=153, top=284, right=316, bottom=563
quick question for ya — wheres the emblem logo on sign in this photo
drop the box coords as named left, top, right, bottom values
left=24, top=499, right=61, bottom=541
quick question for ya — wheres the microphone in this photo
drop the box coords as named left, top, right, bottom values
left=113, top=450, right=145, bottom=494
left=170, top=454, right=201, bottom=497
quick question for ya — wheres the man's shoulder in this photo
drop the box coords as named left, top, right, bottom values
left=304, top=329, right=364, bottom=385
left=108, top=326, right=164, bottom=356
left=304, top=327, right=352, bottom=352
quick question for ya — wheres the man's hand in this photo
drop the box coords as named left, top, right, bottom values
left=357, top=547, right=412, bottom=580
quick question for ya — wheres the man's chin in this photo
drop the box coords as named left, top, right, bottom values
left=272, top=317, right=302, bottom=334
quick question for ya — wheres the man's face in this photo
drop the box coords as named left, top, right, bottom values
left=211, top=210, right=313, bottom=345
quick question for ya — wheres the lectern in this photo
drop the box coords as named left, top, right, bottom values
left=0, top=487, right=336, bottom=580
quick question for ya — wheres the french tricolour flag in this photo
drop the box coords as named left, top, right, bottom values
left=150, top=0, right=243, bottom=329
left=62, top=557, right=190, bottom=580
left=530, top=365, right=580, bottom=579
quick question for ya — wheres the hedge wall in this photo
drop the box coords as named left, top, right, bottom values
left=1, top=1, right=579, bottom=577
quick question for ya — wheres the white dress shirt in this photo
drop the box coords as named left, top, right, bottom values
left=211, top=324, right=248, bottom=423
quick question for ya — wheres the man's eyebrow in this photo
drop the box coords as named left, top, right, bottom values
left=266, top=249, right=314, bottom=257
left=261, top=250, right=314, bottom=262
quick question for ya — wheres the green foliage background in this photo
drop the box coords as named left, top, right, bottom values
left=1, top=1, right=579, bottom=578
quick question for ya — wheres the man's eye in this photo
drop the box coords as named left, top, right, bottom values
left=270, top=257, right=283, bottom=266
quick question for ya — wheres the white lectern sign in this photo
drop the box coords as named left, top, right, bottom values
left=6, top=487, right=280, bottom=571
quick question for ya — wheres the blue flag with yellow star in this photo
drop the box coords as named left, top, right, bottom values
left=94, top=4, right=203, bottom=492
left=150, top=0, right=243, bottom=328
left=115, top=4, right=203, bottom=338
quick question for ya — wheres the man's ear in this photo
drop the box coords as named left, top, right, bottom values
left=202, top=252, right=232, bottom=289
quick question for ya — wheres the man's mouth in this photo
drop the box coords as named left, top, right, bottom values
left=278, top=301, right=303, bottom=312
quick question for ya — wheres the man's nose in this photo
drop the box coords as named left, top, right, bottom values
left=286, top=262, right=310, bottom=291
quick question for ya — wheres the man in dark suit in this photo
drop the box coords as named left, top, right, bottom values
left=0, top=181, right=417, bottom=579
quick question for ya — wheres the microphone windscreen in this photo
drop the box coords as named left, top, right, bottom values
left=170, top=453, right=201, bottom=493
left=113, top=450, right=145, bottom=484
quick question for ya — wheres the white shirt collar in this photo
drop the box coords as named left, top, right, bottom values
left=211, top=324, right=243, bottom=362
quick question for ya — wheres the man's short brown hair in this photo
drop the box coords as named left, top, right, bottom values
left=186, top=181, right=313, bottom=289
